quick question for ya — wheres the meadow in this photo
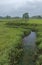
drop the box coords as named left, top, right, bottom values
left=0, top=19, right=42, bottom=65
left=0, top=19, right=31, bottom=65
left=28, top=19, right=42, bottom=65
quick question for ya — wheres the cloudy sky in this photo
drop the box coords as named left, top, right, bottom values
left=0, top=0, right=42, bottom=17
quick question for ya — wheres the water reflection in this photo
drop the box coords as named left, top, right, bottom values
left=22, top=32, right=36, bottom=65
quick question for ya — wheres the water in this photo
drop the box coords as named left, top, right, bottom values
left=22, top=32, right=36, bottom=65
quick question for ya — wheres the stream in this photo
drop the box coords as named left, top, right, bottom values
left=22, top=32, right=36, bottom=65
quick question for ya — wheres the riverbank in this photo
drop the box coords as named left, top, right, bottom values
left=0, top=19, right=42, bottom=65
left=27, top=23, right=42, bottom=65
left=22, top=32, right=36, bottom=65
left=0, top=20, right=31, bottom=65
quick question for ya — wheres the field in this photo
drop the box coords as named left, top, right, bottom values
left=0, top=19, right=31, bottom=65
left=29, top=19, right=42, bottom=65
left=29, top=19, right=42, bottom=24
left=0, top=19, right=42, bottom=65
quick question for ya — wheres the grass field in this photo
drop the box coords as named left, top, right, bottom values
left=28, top=19, right=42, bottom=65
left=28, top=19, right=42, bottom=24
left=0, top=19, right=31, bottom=65
left=0, top=19, right=42, bottom=65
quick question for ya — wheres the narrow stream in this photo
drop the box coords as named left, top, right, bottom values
left=22, top=32, right=36, bottom=65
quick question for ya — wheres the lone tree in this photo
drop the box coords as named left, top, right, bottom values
left=22, top=13, right=29, bottom=22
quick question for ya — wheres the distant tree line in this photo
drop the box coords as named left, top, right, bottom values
left=0, top=13, right=42, bottom=19
left=31, top=15, right=42, bottom=19
left=0, top=13, right=29, bottom=19
left=0, top=16, right=20, bottom=19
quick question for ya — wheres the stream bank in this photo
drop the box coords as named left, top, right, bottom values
left=22, top=32, right=36, bottom=65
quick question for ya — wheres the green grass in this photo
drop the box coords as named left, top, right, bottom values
left=28, top=19, right=42, bottom=24
left=28, top=19, right=42, bottom=65
left=0, top=19, right=31, bottom=65
left=0, top=19, right=42, bottom=65
left=0, top=23, right=23, bottom=64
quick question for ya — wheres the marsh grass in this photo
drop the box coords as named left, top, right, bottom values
left=0, top=19, right=42, bottom=65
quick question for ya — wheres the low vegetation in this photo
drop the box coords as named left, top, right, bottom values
left=0, top=19, right=42, bottom=65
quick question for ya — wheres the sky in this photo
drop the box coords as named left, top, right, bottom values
left=0, top=0, right=42, bottom=17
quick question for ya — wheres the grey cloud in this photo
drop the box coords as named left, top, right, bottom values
left=0, top=0, right=42, bottom=17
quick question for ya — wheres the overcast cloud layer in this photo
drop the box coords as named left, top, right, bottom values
left=0, top=0, right=42, bottom=17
